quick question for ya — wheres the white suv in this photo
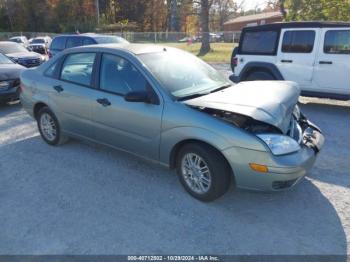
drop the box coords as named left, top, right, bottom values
left=230, top=22, right=350, bottom=99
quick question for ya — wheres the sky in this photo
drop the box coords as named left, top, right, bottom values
left=237, top=0, right=269, bottom=11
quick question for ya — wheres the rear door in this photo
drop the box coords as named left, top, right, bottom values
left=276, top=29, right=319, bottom=89
left=312, top=28, right=350, bottom=95
left=91, top=53, right=163, bottom=160
left=49, top=52, right=99, bottom=139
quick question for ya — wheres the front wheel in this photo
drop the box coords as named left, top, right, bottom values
left=37, top=107, right=68, bottom=146
left=176, top=143, right=232, bottom=202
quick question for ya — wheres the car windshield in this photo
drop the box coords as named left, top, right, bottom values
left=94, top=36, right=129, bottom=44
left=138, top=49, right=230, bottom=99
left=0, top=43, right=28, bottom=54
left=32, top=39, right=45, bottom=44
left=0, top=53, right=13, bottom=64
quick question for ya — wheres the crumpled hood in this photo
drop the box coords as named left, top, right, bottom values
left=184, top=81, right=300, bottom=133
left=0, top=64, right=25, bottom=81
left=6, top=52, right=42, bottom=59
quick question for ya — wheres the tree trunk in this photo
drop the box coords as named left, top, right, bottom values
left=199, top=0, right=211, bottom=56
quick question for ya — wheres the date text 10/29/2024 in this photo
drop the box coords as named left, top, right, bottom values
left=127, top=256, right=220, bottom=261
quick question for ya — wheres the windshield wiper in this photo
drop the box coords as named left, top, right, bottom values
left=177, top=92, right=209, bottom=101
left=209, top=84, right=232, bottom=94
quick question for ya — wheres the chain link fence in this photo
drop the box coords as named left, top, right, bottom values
left=0, top=31, right=236, bottom=43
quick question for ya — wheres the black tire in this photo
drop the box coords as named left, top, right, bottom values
left=176, top=143, right=232, bottom=202
left=245, top=71, right=275, bottom=81
left=37, top=107, right=68, bottom=146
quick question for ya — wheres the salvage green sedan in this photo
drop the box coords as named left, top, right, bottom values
left=20, top=44, right=325, bottom=201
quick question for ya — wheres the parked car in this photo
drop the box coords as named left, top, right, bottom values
left=230, top=22, right=350, bottom=100
left=20, top=44, right=324, bottom=201
left=9, top=36, right=29, bottom=48
left=0, top=53, right=24, bottom=103
left=48, top=34, right=129, bottom=58
left=28, top=36, right=52, bottom=55
left=0, top=41, right=46, bottom=68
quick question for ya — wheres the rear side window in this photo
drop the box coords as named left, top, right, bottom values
left=50, top=37, right=66, bottom=50
left=241, top=31, right=278, bottom=55
left=66, top=37, right=83, bottom=49
left=282, top=31, right=315, bottom=53
left=61, top=53, right=96, bottom=86
left=83, top=38, right=96, bottom=46
left=324, top=30, right=350, bottom=54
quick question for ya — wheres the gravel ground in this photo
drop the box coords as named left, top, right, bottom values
left=0, top=70, right=349, bottom=255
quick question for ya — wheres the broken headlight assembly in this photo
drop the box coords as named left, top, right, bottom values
left=257, top=134, right=301, bottom=156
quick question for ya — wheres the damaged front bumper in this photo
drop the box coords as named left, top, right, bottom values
left=222, top=122, right=325, bottom=191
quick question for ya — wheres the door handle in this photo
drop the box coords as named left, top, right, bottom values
left=281, top=59, right=293, bottom=63
left=53, top=85, right=64, bottom=93
left=96, top=98, right=111, bottom=107
left=319, top=61, right=333, bottom=65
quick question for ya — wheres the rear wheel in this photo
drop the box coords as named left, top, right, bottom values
left=246, top=71, right=275, bottom=81
left=176, top=143, right=232, bottom=202
left=37, top=107, right=68, bottom=146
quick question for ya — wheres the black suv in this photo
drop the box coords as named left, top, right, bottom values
left=48, top=34, right=129, bottom=58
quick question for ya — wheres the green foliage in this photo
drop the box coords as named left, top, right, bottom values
left=285, top=0, right=350, bottom=21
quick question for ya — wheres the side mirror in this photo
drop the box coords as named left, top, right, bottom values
left=124, top=91, right=150, bottom=103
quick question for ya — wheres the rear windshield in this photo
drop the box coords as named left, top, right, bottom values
left=32, top=39, right=45, bottom=44
left=240, top=30, right=278, bottom=55
left=50, top=37, right=66, bottom=50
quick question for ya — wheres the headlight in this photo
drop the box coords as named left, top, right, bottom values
left=0, top=81, right=10, bottom=89
left=257, top=134, right=300, bottom=155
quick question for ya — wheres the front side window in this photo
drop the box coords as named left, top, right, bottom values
left=324, top=30, right=350, bottom=54
left=83, top=38, right=96, bottom=46
left=241, top=31, right=278, bottom=54
left=99, top=54, right=148, bottom=95
left=61, top=53, right=96, bottom=86
left=282, top=30, right=315, bottom=53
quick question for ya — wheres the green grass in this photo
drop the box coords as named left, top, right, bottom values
left=156, top=42, right=235, bottom=63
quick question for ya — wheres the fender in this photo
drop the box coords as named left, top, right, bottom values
left=230, top=62, right=284, bottom=83
left=159, top=126, right=232, bottom=166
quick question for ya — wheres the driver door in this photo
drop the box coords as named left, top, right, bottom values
left=91, top=53, right=163, bottom=161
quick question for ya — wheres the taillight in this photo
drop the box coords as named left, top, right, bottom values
left=232, top=57, right=238, bottom=67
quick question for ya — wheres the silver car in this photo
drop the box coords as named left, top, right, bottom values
left=20, top=44, right=325, bottom=201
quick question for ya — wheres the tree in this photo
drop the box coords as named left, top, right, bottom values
left=198, top=0, right=212, bottom=56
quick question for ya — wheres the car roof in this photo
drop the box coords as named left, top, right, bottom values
left=69, top=43, right=169, bottom=55
left=53, top=34, right=122, bottom=39
left=243, top=21, right=350, bottom=31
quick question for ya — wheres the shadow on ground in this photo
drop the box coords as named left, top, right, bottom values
left=0, top=135, right=347, bottom=255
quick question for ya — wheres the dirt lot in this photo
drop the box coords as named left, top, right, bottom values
left=0, top=75, right=349, bottom=255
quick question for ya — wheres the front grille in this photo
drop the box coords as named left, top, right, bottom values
left=272, top=179, right=298, bottom=190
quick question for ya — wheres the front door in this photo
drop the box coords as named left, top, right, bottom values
left=276, top=29, right=318, bottom=90
left=91, top=53, right=163, bottom=161
left=312, top=28, right=350, bottom=95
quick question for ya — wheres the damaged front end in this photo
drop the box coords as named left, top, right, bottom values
left=190, top=104, right=324, bottom=155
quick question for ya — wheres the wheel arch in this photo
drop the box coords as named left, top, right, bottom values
left=33, top=102, right=49, bottom=119
left=169, top=139, right=234, bottom=179
left=240, top=62, right=284, bottom=81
